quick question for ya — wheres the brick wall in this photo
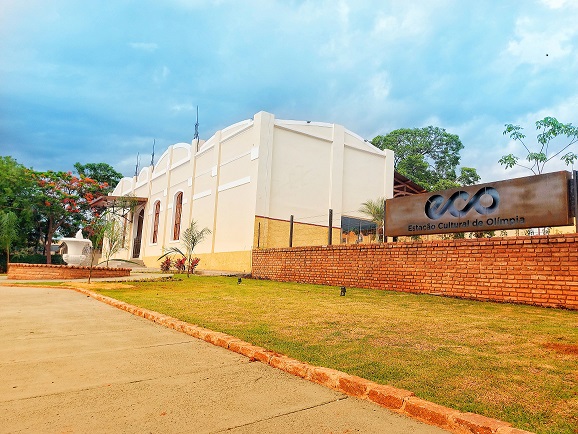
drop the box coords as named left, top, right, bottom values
left=7, top=263, right=131, bottom=280
left=252, top=234, right=578, bottom=310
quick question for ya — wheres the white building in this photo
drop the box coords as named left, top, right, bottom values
left=108, top=111, right=394, bottom=272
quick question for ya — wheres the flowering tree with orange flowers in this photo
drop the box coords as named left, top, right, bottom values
left=31, top=170, right=109, bottom=264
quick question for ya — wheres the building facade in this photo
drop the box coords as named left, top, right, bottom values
left=109, top=111, right=394, bottom=272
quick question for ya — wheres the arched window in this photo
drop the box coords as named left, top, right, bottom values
left=152, top=201, right=161, bottom=244
left=173, top=192, right=183, bottom=240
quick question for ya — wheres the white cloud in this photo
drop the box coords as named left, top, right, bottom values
left=372, top=6, right=429, bottom=40
left=369, top=72, right=391, bottom=101
left=170, top=103, right=195, bottom=112
left=477, top=93, right=578, bottom=179
left=129, top=42, right=158, bottom=52
left=540, top=0, right=577, bottom=9
left=166, top=0, right=224, bottom=9
left=153, top=66, right=170, bottom=83
left=337, top=0, right=350, bottom=26
left=501, top=12, right=577, bottom=68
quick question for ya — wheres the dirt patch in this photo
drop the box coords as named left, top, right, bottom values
left=544, top=343, right=578, bottom=356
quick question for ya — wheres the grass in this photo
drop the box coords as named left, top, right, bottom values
left=84, top=276, right=577, bottom=433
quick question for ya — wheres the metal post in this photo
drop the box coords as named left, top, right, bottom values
left=257, top=222, right=261, bottom=248
left=383, top=199, right=387, bottom=243
left=289, top=215, right=294, bottom=247
left=328, top=209, right=333, bottom=245
left=574, top=171, right=578, bottom=234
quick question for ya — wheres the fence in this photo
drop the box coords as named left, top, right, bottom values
left=253, top=209, right=381, bottom=250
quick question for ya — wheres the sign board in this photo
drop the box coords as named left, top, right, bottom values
left=385, top=171, right=572, bottom=237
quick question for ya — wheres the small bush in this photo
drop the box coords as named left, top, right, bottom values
left=160, top=257, right=172, bottom=272
left=175, top=257, right=186, bottom=273
left=10, top=253, right=65, bottom=265
left=189, top=257, right=200, bottom=275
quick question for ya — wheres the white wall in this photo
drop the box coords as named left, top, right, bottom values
left=108, top=110, right=394, bottom=264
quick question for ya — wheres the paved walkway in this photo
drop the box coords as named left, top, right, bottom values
left=0, top=284, right=449, bottom=433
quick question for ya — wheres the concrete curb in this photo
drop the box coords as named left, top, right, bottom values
left=71, top=286, right=534, bottom=434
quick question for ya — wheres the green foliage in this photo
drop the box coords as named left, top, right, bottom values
left=159, top=220, right=211, bottom=277
left=31, top=170, right=109, bottom=263
left=81, top=195, right=138, bottom=283
left=0, top=211, right=18, bottom=271
left=372, top=126, right=480, bottom=190
left=10, top=253, right=65, bottom=265
left=74, top=162, right=123, bottom=194
left=499, top=116, right=578, bottom=174
left=0, top=156, right=37, bottom=249
left=0, top=156, right=125, bottom=263
left=358, top=198, right=384, bottom=242
left=98, top=219, right=128, bottom=266
left=469, top=231, right=495, bottom=238
left=0, top=211, right=18, bottom=260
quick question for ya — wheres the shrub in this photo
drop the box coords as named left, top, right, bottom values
left=175, top=257, right=186, bottom=273
left=11, top=253, right=65, bottom=265
left=160, top=257, right=172, bottom=272
left=188, top=257, right=200, bottom=275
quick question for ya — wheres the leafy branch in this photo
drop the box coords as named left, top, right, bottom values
left=499, top=117, right=578, bottom=174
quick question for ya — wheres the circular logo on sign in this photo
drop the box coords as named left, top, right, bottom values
left=425, top=187, right=500, bottom=220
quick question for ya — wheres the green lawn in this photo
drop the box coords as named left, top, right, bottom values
left=90, top=275, right=577, bottom=434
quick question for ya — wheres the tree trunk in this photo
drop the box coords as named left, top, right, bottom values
left=45, top=219, right=54, bottom=265
left=88, top=249, right=96, bottom=284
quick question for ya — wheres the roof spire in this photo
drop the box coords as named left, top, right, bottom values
left=134, top=152, right=140, bottom=177
left=151, top=139, right=155, bottom=166
left=194, top=106, right=200, bottom=151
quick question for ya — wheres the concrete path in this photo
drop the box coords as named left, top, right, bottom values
left=0, top=285, right=449, bottom=433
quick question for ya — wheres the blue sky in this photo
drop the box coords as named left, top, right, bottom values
left=1, top=0, right=577, bottom=183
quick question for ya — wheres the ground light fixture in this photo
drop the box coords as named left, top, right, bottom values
left=340, top=286, right=346, bottom=296
left=237, top=277, right=242, bottom=285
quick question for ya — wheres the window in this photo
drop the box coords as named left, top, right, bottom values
left=173, top=192, right=183, bottom=240
left=152, top=201, right=160, bottom=243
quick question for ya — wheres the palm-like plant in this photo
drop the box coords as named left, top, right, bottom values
left=158, top=220, right=211, bottom=277
left=359, top=198, right=385, bottom=242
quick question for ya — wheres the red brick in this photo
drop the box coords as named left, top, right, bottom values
left=495, top=427, right=535, bottom=434
left=252, top=234, right=578, bottom=310
left=367, top=384, right=414, bottom=410
left=336, top=374, right=372, bottom=398
left=309, top=366, right=342, bottom=390
left=453, top=412, right=512, bottom=434
left=269, top=355, right=312, bottom=379
left=402, top=397, right=460, bottom=429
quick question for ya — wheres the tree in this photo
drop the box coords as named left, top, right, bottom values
left=95, top=218, right=128, bottom=267
left=31, top=170, right=108, bottom=264
left=74, top=162, right=123, bottom=194
left=499, top=117, right=578, bottom=174
left=0, top=156, right=37, bottom=250
left=372, top=126, right=480, bottom=190
left=358, top=198, right=385, bottom=242
left=0, top=211, right=18, bottom=271
left=83, top=195, right=140, bottom=283
left=158, top=220, right=211, bottom=277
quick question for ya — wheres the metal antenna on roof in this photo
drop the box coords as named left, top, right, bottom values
left=134, top=152, right=140, bottom=177
left=194, top=105, right=200, bottom=151
left=151, top=139, right=155, bottom=167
